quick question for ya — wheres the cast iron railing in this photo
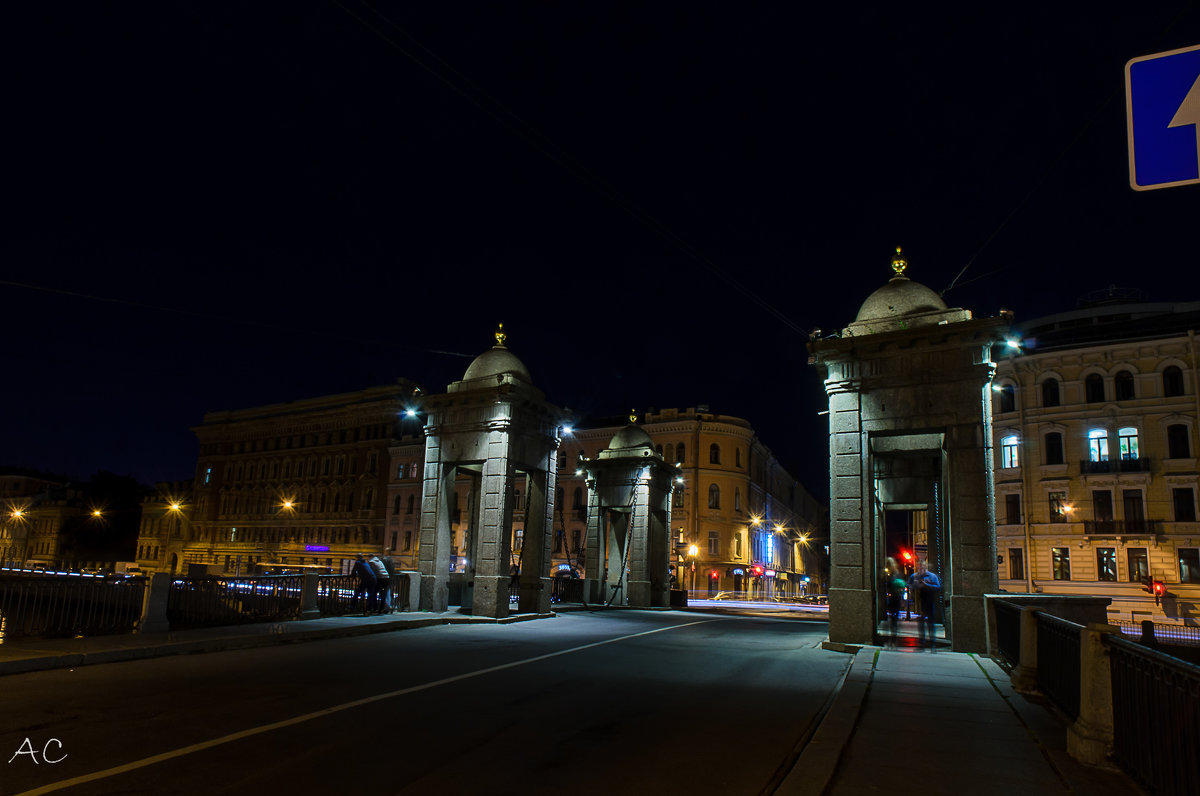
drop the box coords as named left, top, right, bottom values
left=315, top=575, right=360, bottom=616
left=0, top=573, right=145, bottom=640
left=1110, top=619, right=1200, bottom=647
left=1036, top=612, right=1081, bottom=719
left=167, top=576, right=304, bottom=628
left=551, top=578, right=584, bottom=603
left=1079, top=458, right=1152, bottom=474
left=992, top=599, right=1022, bottom=667
left=1107, top=635, right=1200, bottom=796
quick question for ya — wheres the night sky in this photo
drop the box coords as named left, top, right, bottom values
left=4, top=3, right=1199, bottom=498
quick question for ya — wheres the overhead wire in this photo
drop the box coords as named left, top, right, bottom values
left=0, top=278, right=473, bottom=358
left=331, top=0, right=810, bottom=337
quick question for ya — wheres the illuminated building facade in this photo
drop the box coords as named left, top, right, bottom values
left=993, top=294, right=1200, bottom=624
left=136, top=381, right=424, bottom=576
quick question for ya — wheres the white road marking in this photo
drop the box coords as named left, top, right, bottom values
left=15, top=618, right=722, bottom=796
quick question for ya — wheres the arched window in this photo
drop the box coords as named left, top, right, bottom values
left=708, top=483, right=721, bottom=509
left=514, top=488, right=523, bottom=511
left=735, top=448, right=742, bottom=468
left=393, top=495, right=402, bottom=515
left=1041, top=378, right=1060, bottom=407
left=319, top=493, right=327, bottom=513
left=1044, top=432, right=1065, bottom=465
left=998, top=385, right=1015, bottom=414
left=1000, top=435, right=1020, bottom=468
left=1115, top=370, right=1135, bottom=401
left=1117, top=427, right=1139, bottom=460
left=1168, top=424, right=1191, bottom=458
left=709, top=444, right=721, bottom=464
left=1088, top=429, right=1110, bottom=462
left=1085, top=374, right=1105, bottom=403
left=332, top=493, right=341, bottom=513
left=665, top=443, right=675, bottom=463
left=677, top=443, right=686, bottom=464
left=572, top=487, right=584, bottom=509
left=406, top=495, right=415, bottom=515
left=1164, top=366, right=1184, bottom=397
left=734, top=487, right=742, bottom=511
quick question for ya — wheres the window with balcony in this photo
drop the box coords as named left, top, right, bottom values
left=1123, top=489, right=1145, bottom=531
left=1041, top=378, right=1060, bottom=407
left=1173, top=487, right=1196, bottom=522
left=1088, top=429, right=1109, bottom=462
left=1008, top=548, right=1024, bottom=580
left=1097, top=548, right=1117, bottom=582
left=1085, top=374, right=1105, bottom=403
left=1044, top=432, right=1065, bottom=465
left=1118, top=427, right=1139, bottom=460
left=1092, top=490, right=1114, bottom=522
left=998, top=385, right=1015, bottom=413
left=1000, top=435, right=1019, bottom=468
left=1052, top=548, right=1071, bottom=580
left=1128, top=548, right=1149, bottom=582
left=1168, top=424, right=1191, bottom=458
left=1163, top=365, right=1184, bottom=397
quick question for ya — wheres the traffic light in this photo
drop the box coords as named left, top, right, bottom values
left=901, top=549, right=913, bottom=563
left=1153, top=580, right=1165, bottom=605
left=709, top=570, right=718, bottom=580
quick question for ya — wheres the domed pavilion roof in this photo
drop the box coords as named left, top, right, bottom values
left=854, top=248, right=948, bottom=322
left=461, top=324, right=532, bottom=384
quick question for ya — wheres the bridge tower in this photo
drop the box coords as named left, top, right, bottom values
left=582, top=415, right=678, bottom=608
left=808, top=249, right=1009, bottom=652
left=417, top=326, right=565, bottom=617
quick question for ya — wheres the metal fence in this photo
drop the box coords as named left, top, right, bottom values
left=1108, top=634, right=1200, bottom=796
left=315, top=574, right=361, bottom=617
left=1110, top=619, right=1200, bottom=647
left=166, top=576, right=304, bottom=628
left=0, top=573, right=145, bottom=639
left=1035, top=611, right=1081, bottom=719
left=992, top=599, right=1022, bottom=667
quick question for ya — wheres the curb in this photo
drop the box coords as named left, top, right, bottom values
left=0, top=612, right=556, bottom=677
left=776, top=647, right=873, bottom=796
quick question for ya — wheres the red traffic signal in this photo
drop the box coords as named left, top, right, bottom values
left=1153, top=580, right=1165, bottom=605
left=709, top=570, right=718, bottom=580
left=901, top=549, right=913, bottom=562
left=752, top=565, right=764, bottom=577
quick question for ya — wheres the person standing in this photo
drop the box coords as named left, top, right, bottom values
left=910, top=558, right=941, bottom=650
left=368, top=554, right=390, bottom=614
left=883, top=556, right=905, bottom=647
left=352, top=554, right=377, bottom=614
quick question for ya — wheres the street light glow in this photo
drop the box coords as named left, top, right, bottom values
left=687, top=544, right=698, bottom=557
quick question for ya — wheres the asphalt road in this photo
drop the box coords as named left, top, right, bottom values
left=2, top=609, right=844, bottom=796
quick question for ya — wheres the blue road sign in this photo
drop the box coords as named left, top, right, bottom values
left=1126, top=44, right=1200, bottom=191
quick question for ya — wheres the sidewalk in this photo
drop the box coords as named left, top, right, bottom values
left=0, top=609, right=551, bottom=676
left=779, top=644, right=1142, bottom=796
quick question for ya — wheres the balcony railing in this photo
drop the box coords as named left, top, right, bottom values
left=1082, top=519, right=1162, bottom=536
left=1079, top=457, right=1152, bottom=474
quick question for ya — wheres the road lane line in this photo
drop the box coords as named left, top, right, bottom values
left=15, top=617, right=723, bottom=796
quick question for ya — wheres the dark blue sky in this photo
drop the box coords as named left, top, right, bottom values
left=3, top=3, right=1198, bottom=498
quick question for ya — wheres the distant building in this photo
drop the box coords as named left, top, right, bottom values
left=143, top=382, right=827, bottom=593
left=0, top=473, right=83, bottom=569
left=138, top=381, right=424, bottom=576
left=993, top=293, right=1200, bottom=624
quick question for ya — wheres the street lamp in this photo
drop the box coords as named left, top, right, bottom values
left=687, top=543, right=698, bottom=596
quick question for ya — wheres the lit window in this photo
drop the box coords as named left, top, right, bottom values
left=1051, top=547, right=1071, bottom=580
left=1001, top=435, right=1020, bottom=468
left=1097, top=548, right=1117, bottom=582
left=1118, top=427, right=1139, bottom=460
left=1088, top=429, right=1109, bottom=462
left=1049, top=492, right=1068, bottom=521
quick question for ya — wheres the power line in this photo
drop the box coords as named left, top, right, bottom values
left=331, top=0, right=809, bottom=337
left=0, top=279, right=473, bottom=358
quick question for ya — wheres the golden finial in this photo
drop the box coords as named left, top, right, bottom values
left=494, top=323, right=507, bottom=347
left=629, top=409, right=638, bottom=424
left=890, top=246, right=908, bottom=276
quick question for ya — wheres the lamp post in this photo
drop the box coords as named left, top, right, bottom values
left=687, top=543, right=698, bottom=596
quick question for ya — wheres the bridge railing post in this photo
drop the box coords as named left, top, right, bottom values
left=137, top=573, right=172, bottom=634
